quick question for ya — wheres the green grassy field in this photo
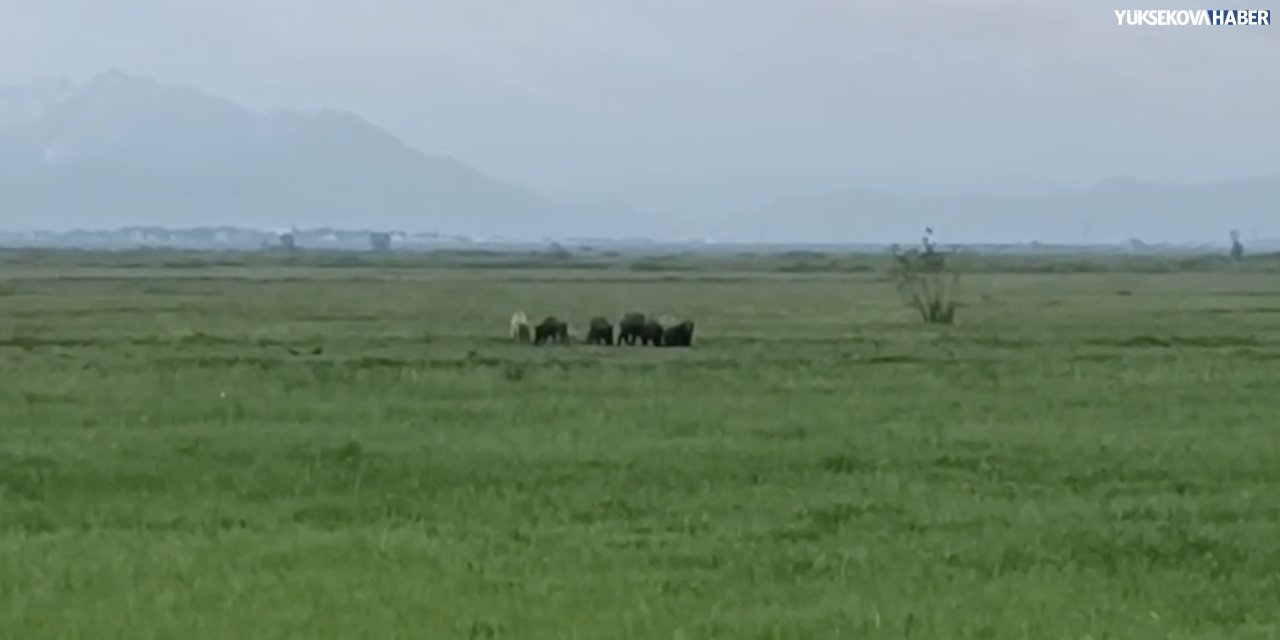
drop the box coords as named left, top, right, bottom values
left=2, top=251, right=1279, bottom=639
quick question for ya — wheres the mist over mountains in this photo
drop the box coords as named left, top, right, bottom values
left=0, top=71, right=1275, bottom=245
left=729, top=176, right=1279, bottom=246
left=0, top=71, right=570, bottom=237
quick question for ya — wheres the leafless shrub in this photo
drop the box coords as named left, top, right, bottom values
left=890, top=228, right=959, bottom=325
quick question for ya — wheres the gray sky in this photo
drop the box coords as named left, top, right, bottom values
left=4, top=0, right=1279, bottom=206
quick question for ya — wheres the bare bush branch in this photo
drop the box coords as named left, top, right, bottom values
left=890, top=229, right=959, bottom=325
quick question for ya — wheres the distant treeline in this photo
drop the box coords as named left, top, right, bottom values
left=2, top=246, right=1279, bottom=274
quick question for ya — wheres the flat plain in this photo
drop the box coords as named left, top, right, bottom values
left=1, top=249, right=1279, bottom=639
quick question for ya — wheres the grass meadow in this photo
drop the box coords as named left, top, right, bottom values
left=1, top=249, right=1279, bottom=639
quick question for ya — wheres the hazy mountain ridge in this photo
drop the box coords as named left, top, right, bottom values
left=2, top=72, right=1276, bottom=245
left=729, top=175, right=1280, bottom=245
left=0, top=71, right=575, bottom=236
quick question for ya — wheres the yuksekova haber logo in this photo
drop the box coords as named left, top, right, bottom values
left=1114, top=9, right=1271, bottom=25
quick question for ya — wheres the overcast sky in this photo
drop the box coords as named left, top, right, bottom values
left=4, top=0, right=1278, bottom=206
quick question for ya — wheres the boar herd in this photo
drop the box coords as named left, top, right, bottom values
left=508, top=311, right=695, bottom=348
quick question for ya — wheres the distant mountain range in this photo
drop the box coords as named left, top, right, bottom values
left=0, top=71, right=590, bottom=237
left=0, top=71, right=1275, bottom=244
left=726, top=175, right=1280, bottom=245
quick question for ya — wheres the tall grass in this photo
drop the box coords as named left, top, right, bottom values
left=1, top=254, right=1279, bottom=638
